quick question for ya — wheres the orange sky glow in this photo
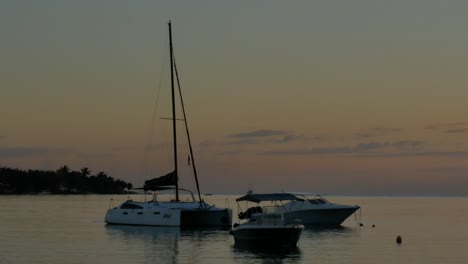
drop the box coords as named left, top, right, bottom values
left=1, top=1, right=467, bottom=195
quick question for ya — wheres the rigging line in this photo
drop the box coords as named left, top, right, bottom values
left=173, top=52, right=203, bottom=204
left=143, top=29, right=169, bottom=180
left=169, top=21, right=179, bottom=202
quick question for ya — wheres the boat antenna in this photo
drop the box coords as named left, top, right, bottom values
left=173, top=56, right=203, bottom=204
left=168, top=20, right=179, bottom=202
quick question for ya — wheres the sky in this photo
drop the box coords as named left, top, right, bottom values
left=1, top=1, right=468, bottom=196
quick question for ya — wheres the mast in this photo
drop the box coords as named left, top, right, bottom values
left=169, top=21, right=179, bottom=202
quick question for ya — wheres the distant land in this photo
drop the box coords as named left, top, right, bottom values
left=0, top=166, right=132, bottom=194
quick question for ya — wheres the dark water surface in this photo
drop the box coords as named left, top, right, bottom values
left=1, top=195, right=467, bottom=263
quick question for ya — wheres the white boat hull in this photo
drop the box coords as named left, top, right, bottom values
left=105, top=207, right=181, bottom=226
left=284, top=207, right=359, bottom=225
left=105, top=200, right=232, bottom=227
left=281, top=194, right=360, bottom=226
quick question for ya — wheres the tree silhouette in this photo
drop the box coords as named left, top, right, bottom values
left=0, top=166, right=132, bottom=194
left=80, top=167, right=91, bottom=177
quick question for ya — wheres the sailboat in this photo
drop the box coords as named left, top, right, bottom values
left=105, top=21, right=232, bottom=227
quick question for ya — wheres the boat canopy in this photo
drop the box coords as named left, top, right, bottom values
left=236, top=193, right=304, bottom=203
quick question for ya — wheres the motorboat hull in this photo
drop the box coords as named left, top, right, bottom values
left=231, top=225, right=303, bottom=248
left=284, top=206, right=359, bottom=226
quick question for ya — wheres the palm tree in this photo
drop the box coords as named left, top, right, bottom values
left=80, top=167, right=91, bottom=177
left=57, top=165, right=70, bottom=175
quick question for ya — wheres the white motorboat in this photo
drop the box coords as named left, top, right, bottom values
left=282, top=193, right=360, bottom=226
left=105, top=21, right=232, bottom=227
left=230, top=193, right=304, bottom=248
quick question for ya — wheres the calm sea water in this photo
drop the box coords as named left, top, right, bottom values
left=0, top=194, right=467, bottom=264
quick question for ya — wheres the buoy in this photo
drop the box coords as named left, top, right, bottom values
left=372, top=224, right=375, bottom=228
left=396, top=235, right=402, bottom=244
left=359, top=223, right=363, bottom=226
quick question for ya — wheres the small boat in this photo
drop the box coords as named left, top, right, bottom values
left=282, top=193, right=360, bottom=226
left=230, top=193, right=304, bottom=248
left=105, top=21, right=232, bottom=227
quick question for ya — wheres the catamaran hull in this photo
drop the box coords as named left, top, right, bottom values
left=104, top=201, right=232, bottom=227
left=105, top=208, right=181, bottom=226
left=231, top=225, right=303, bottom=248
left=284, top=207, right=359, bottom=226
left=181, top=208, right=232, bottom=227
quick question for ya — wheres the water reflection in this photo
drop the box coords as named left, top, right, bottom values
left=104, top=225, right=233, bottom=263
left=105, top=225, right=181, bottom=263
left=104, top=224, right=230, bottom=239
left=301, top=225, right=359, bottom=239
left=229, top=226, right=357, bottom=263
left=103, top=224, right=357, bottom=263
left=298, top=225, right=360, bottom=261
left=232, top=244, right=302, bottom=263
left=104, top=224, right=182, bottom=242
left=302, top=225, right=356, bottom=234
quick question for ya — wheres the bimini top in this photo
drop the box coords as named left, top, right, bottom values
left=235, top=193, right=304, bottom=203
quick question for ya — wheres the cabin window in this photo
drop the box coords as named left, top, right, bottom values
left=154, top=212, right=160, bottom=215
left=137, top=212, right=143, bottom=215
left=123, top=212, right=128, bottom=215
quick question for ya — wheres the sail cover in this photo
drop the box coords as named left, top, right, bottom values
left=143, top=170, right=177, bottom=191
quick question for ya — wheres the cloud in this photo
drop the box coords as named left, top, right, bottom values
left=371, top=127, right=401, bottom=133
left=229, top=129, right=288, bottom=138
left=390, top=140, right=426, bottom=150
left=0, top=147, right=72, bottom=158
left=353, top=140, right=425, bottom=152
left=226, top=139, right=259, bottom=145
left=418, top=166, right=468, bottom=174
left=262, top=148, right=468, bottom=158
left=260, top=146, right=351, bottom=156
left=446, top=128, right=468, bottom=134
left=282, top=134, right=302, bottom=142
left=227, top=129, right=314, bottom=146
left=260, top=140, right=426, bottom=156
left=267, top=134, right=314, bottom=144
left=425, top=122, right=468, bottom=134
left=353, top=142, right=384, bottom=152
left=355, top=133, right=375, bottom=139
left=355, top=127, right=401, bottom=139
left=359, top=151, right=468, bottom=158
left=425, top=122, right=468, bottom=130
